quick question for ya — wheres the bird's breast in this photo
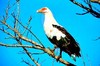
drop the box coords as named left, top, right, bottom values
left=44, top=24, right=66, bottom=41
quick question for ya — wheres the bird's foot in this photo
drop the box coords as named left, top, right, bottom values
left=48, top=46, right=57, bottom=53
left=56, top=55, right=61, bottom=62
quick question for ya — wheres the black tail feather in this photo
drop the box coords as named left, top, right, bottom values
left=66, top=63, right=76, bottom=66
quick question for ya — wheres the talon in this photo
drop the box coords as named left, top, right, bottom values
left=48, top=46, right=57, bottom=53
left=56, top=50, right=62, bottom=61
left=56, top=55, right=61, bottom=62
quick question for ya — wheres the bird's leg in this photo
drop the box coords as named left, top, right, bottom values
left=48, top=45, right=57, bottom=55
left=52, top=45, right=57, bottom=51
left=49, top=45, right=57, bottom=53
left=56, top=49, right=62, bottom=61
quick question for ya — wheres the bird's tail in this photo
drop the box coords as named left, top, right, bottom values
left=71, top=54, right=76, bottom=61
left=71, top=53, right=81, bottom=61
left=66, top=63, right=76, bottom=66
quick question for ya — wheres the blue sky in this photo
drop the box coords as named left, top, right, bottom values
left=0, top=0, right=100, bottom=66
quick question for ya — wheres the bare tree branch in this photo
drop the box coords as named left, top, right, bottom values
left=11, top=14, right=45, bottom=48
left=70, top=0, right=100, bottom=18
left=0, top=42, right=36, bottom=48
left=91, top=0, right=100, bottom=4
left=0, top=1, right=40, bottom=66
left=0, top=0, right=76, bottom=66
left=22, top=16, right=32, bottom=35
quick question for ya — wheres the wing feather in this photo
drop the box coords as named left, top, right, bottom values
left=52, top=24, right=81, bottom=57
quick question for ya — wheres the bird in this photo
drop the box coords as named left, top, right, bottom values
left=37, top=7, right=81, bottom=61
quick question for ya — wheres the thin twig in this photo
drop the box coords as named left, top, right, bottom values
left=0, top=27, right=15, bottom=38
left=11, top=14, right=45, bottom=48
left=70, top=0, right=100, bottom=18
left=0, top=17, right=40, bottom=66
left=22, top=59, right=34, bottom=66
left=0, top=42, right=34, bottom=48
left=22, top=16, right=32, bottom=35
left=18, top=51, right=45, bottom=55
left=76, top=11, right=89, bottom=15
left=16, top=39, right=40, bottom=66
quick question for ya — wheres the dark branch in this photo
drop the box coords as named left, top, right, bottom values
left=22, top=59, right=34, bottom=66
left=70, top=0, right=100, bottom=18
left=76, top=11, right=89, bottom=15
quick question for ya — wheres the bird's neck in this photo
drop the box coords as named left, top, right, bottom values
left=44, top=12, right=59, bottom=25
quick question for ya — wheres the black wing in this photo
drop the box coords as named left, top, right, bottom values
left=52, top=24, right=81, bottom=57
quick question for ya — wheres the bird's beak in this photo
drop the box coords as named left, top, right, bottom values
left=37, top=9, right=42, bottom=13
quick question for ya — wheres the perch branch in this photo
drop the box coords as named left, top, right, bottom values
left=0, top=0, right=76, bottom=65
left=0, top=21, right=74, bottom=65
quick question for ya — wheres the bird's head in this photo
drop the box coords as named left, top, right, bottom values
left=37, top=7, right=50, bottom=14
